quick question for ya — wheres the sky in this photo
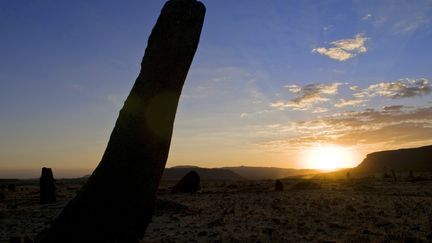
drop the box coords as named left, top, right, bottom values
left=1, top=0, right=431, bottom=178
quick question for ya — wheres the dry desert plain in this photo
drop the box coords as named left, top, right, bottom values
left=1, top=176, right=432, bottom=242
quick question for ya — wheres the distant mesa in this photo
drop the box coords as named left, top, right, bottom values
left=323, top=145, right=432, bottom=179
left=356, top=145, right=432, bottom=173
left=172, top=170, right=200, bottom=193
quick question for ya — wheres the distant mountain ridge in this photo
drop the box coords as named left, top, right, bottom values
left=222, top=166, right=320, bottom=180
left=162, top=167, right=244, bottom=181
left=162, top=166, right=320, bottom=180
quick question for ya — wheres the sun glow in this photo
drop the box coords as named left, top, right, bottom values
left=304, top=145, right=355, bottom=171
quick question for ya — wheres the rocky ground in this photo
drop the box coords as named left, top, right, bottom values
left=1, top=177, right=432, bottom=242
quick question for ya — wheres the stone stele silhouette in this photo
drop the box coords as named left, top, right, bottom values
left=39, top=167, right=56, bottom=204
left=39, top=0, right=205, bottom=242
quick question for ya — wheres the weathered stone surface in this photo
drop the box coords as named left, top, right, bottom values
left=39, top=167, right=56, bottom=204
left=23, top=236, right=34, bottom=243
left=7, top=184, right=15, bottom=192
left=172, top=170, right=200, bottom=193
left=9, top=237, right=21, bottom=243
left=274, top=179, right=283, bottom=191
left=40, top=0, right=205, bottom=242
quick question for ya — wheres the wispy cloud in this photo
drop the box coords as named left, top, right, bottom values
left=362, top=13, right=372, bottom=21
left=368, top=1, right=432, bottom=35
left=312, top=34, right=368, bottom=61
left=354, top=78, right=431, bottom=99
left=392, top=14, right=429, bottom=34
left=334, top=98, right=367, bottom=108
left=271, top=83, right=343, bottom=110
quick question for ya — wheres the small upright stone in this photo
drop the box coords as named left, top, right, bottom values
left=172, top=171, right=200, bottom=193
left=409, top=170, right=414, bottom=178
left=40, top=167, right=56, bottom=203
left=275, top=180, right=284, bottom=191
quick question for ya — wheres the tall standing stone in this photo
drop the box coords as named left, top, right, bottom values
left=39, top=167, right=56, bottom=203
left=40, top=0, right=205, bottom=242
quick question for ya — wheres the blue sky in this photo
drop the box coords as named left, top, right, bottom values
left=1, top=0, right=431, bottom=177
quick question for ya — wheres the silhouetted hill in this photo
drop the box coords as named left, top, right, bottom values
left=170, top=165, right=200, bottom=169
left=355, top=145, right=432, bottom=173
left=222, top=166, right=320, bottom=180
left=320, top=145, right=432, bottom=179
left=162, top=167, right=244, bottom=181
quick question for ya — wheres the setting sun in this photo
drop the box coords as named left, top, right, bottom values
left=304, top=145, right=355, bottom=171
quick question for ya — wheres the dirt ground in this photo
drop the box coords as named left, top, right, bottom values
left=1, top=177, right=432, bottom=242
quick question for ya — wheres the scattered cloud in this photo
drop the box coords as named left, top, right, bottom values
left=362, top=13, right=372, bottom=20
left=368, top=2, right=432, bottom=35
left=312, top=34, right=368, bottom=61
left=350, top=85, right=360, bottom=91
left=258, top=105, right=432, bottom=150
left=271, top=78, right=430, bottom=113
left=240, top=113, right=248, bottom=118
left=382, top=105, right=404, bottom=111
left=354, top=78, right=431, bottom=99
left=322, top=25, right=333, bottom=31
left=312, top=107, right=329, bottom=113
left=334, top=98, right=367, bottom=108
left=271, top=83, right=343, bottom=110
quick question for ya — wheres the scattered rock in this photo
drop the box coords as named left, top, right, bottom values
left=345, top=204, right=356, bottom=212
left=291, top=180, right=321, bottom=190
left=197, top=231, right=207, bottom=236
left=274, top=180, right=283, bottom=191
left=351, top=184, right=375, bottom=191
left=154, top=199, right=189, bottom=216
left=172, top=171, right=200, bottom=193
left=208, top=218, right=224, bottom=228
